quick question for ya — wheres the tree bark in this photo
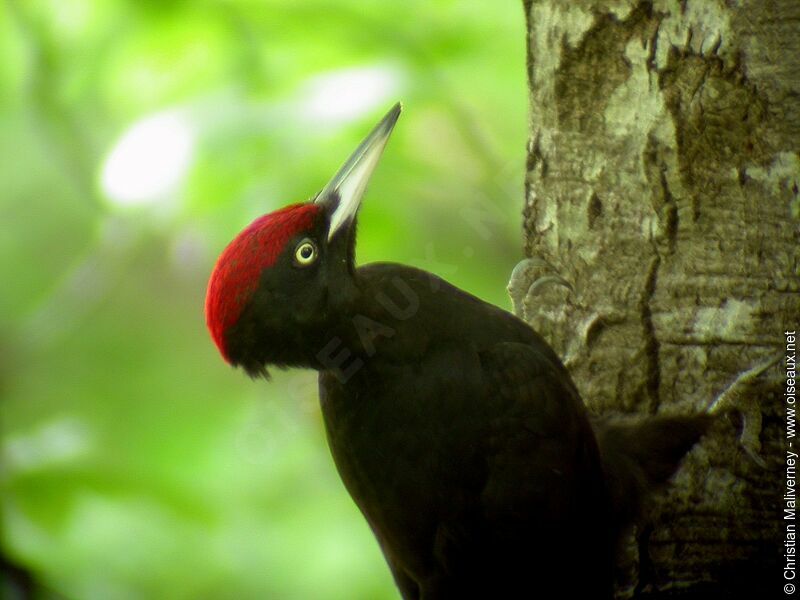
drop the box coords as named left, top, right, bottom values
left=521, top=1, right=799, bottom=597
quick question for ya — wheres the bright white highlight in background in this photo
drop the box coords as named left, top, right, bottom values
left=100, top=111, right=195, bottom=207
left=3, top=418, right=91, bottom=472
left=297, top=64, right=404, bottom=125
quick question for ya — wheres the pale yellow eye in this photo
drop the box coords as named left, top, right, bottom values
left=294, top=239, right=317, bottom=266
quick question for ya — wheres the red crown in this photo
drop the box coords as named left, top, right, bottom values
left=205, top=203, right=321, bottom=361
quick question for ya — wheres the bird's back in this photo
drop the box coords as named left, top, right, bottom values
left=318, top=263, right=613, bottom=598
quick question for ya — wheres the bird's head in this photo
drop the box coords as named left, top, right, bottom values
left=205, top=103, right=401, bottom=377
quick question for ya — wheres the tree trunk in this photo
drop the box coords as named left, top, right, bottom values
left=521, top=1, right=799, bottom=597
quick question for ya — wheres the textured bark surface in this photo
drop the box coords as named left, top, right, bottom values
left=521, top=1, right=799, bottom=597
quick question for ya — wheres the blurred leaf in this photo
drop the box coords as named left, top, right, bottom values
left=1, top=1, right=526, bottom=597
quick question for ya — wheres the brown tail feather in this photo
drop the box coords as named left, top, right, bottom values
left=592, top=414, right=713, bottom=540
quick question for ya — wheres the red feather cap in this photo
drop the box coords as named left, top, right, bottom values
left=205, top=203, right=321, bottom=362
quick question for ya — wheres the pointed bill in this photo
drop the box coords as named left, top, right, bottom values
left=315, top=102, right=402, bottom=240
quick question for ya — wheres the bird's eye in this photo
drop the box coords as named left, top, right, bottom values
left=294, top=239, right=318, bottom=266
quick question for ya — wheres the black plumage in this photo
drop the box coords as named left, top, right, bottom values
left=205, top=104, right=710, bottom=598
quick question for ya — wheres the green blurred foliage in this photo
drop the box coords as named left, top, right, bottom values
left=1, top=1, right=527, bottom=598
